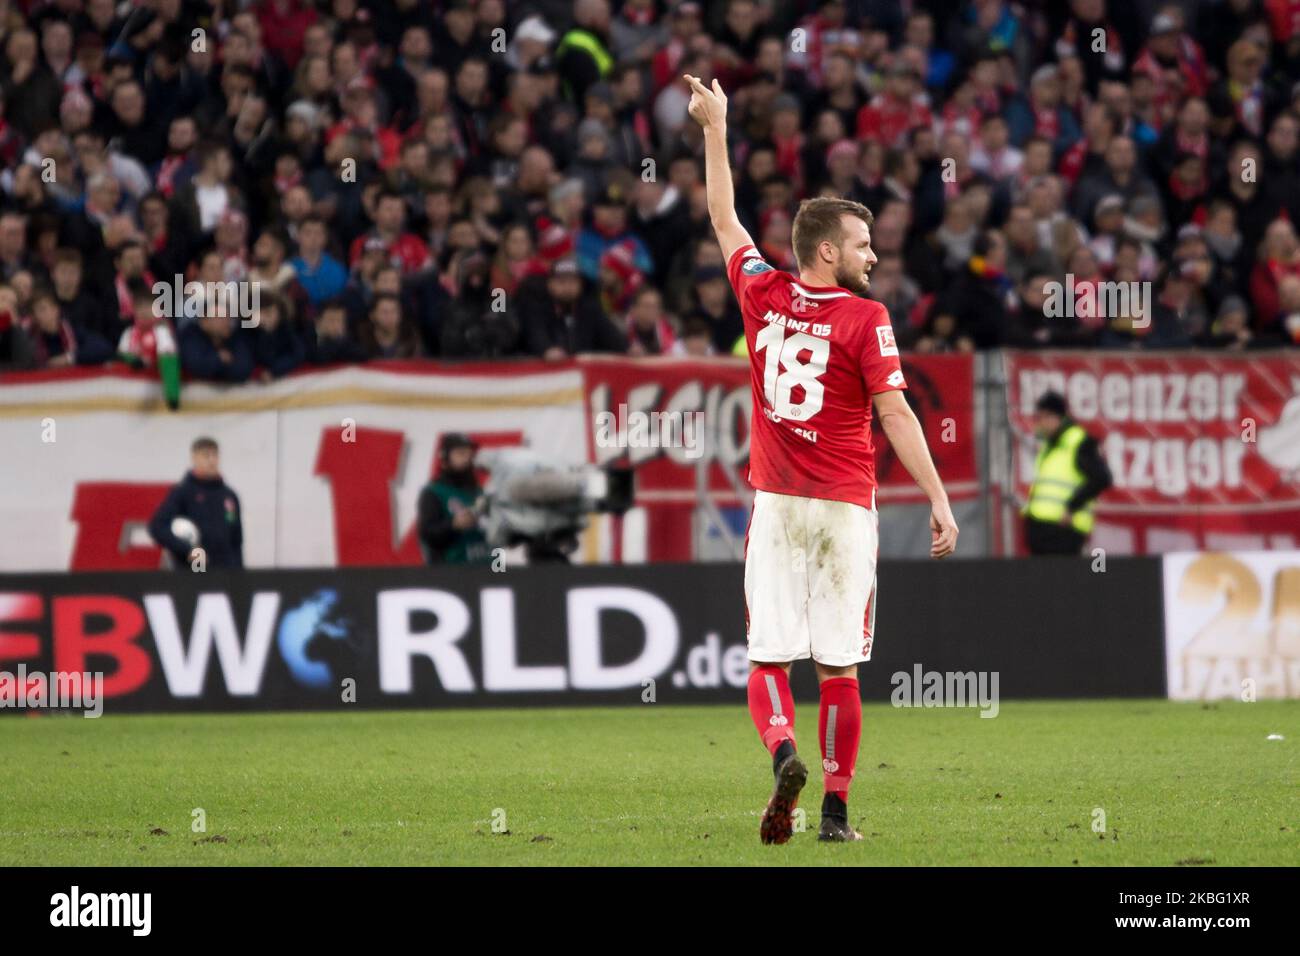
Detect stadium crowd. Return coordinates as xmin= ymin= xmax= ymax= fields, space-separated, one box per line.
xmin=2 ymin=0 xmax=1300 ymax=388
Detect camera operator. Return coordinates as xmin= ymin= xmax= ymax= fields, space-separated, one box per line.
xmin=417 ymin=433 xmax=492 ymax=564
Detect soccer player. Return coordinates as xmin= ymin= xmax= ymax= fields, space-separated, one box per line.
xmin=683 ymin=75 xmax=960 ymax=844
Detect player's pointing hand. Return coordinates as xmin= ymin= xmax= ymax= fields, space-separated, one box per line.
xmin=684 ymin=74 xmax=728 ymax=130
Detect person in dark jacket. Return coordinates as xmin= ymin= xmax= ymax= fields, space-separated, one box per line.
xmin=181 ymin=312 xmax=256 ymax=382
xmin=440 ymin=252 xmax=520 ymax=358
xmin=306 ymin=300 xmax=366 ymax=364
xmin=0 ymin=290 xmax=34 ymax=370
xmin=148 ymin=436 xmax=244 ymax=570
xmin=940 ymin=231 xmax=1013 ymax=349
xmin=1022 ymin=392 xmax=1113 ymax=555
xmin=246 ymin=293 xmax=305 ymax=379
xmin=519 ymin=257 xmax=626 ymax=358
xmin=417 ymin=433 xmax=492 ymax=564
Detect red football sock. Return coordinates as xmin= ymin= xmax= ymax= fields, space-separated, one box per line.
xmin=819 ymin=677 xmax=861 ymax=800
xmin=747 ymin=666 xmax=796 ymax=755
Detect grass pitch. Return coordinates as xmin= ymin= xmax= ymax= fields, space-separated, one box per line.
xmin=0 ymin=700 xmax=1295 ymax=866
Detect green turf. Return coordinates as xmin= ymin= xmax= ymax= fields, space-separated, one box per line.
xmin=0 ymin=700 xmax=1295 ymax=865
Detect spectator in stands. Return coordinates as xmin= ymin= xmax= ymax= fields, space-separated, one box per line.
xmin=7 ymin=271 xmax=34 ymax=319
xmin=138 ymin=192 xmax=194 ymax=283
xmin=49 ymin=249 xmax=110 ymax=361
xmin=519 ymin=257 xmax=626 ymax=358
xmin=359 ymin=292 xmax=422 ymax=359
xmin=248 ymin=229 xmax=309 ymax=320
xmin=290 ymin=216 xmax=348 ymax=308
xmin=858 ymin=60 xmax=932 ymax=149
xmin=1005 ymin=64 xmax=1082 ymax=157
xmin=22 ymin=289 xmax=76 ymax=369
xmin=1249 ymin=218 xmax=1300 ymax=335
xmin=148 ymin=436 xmax=244 ymax=571
xmin=215 ymin=209 xmax=255 ymax=283
xmin=1274 ymin=274 xmax=1300 ymax=346
xmin=598 ymin=239 xmax=648 ymax=317
xmin=118 ymin=286 xmax=181 ymax=409
xmin=694 ymin=265 xmax=742 ymax=353
xmin=1224 ymin=139 xmax=1273 ymax=257
xmin=106 ymin=240 xmax=152 ymax=336
xmin=489 ymin=222 xmax=547 ymax=298
xmin=1 ymin=28 xmax=60 ymax=139
xmin=671 ymin=314 xmax=716 ymax=357
xmin=940 ymin=231 xmax=1014 ymax=349
xmin=0 ymin=285 xmax=34 ymax=371
xmin=1074 ymin=136 xmax=1160 ymax=227
xmin=970 ymin=114 xmax=1024 ymax=187
xmin=625 ymin=286 xmax=675 ymax=356
xmin=1202 ymin=199 xmax=1247 ymax=294
xmin=1116 ymin=266 xmax=1196 ymax=348
xmin=1198 ymin=295 xmax=1255 ymax=349
xmin=1085 ymin=195 xmax=1126 ymax=271
xmin=441 ymin=252 xmax=519 ymax=358
xmin=181 ymin=310 xmax=255 ymax=383
xmin=174 ymin=142 xmax=239 ymax=236
xmin=154 ymin=116 xmax=199 ymax=201
xmin=460 ymin=176 xmax=509 ymax=250
xmin=0 ymin=212 xmax=31 ymax=281
xmin=1008 ymin=274 xmax=1056 ymax=347
xmin=577 ymin=181 xmax=653 ymax=281
xmin=1023 ymin=391 xmax=1113 ymax=556
xmin=248 ymin=293 xmax=306 ymax=380
xmin=914 ymin=303 xmax=974 ymax=354
xmin=306 ymin=301 xmax=365 ymax=366
xmin=349 ymin=189 xmax=433 ymax=276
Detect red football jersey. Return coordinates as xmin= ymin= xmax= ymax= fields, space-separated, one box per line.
xmin=726 ymin=243 xmax=906 ymax=510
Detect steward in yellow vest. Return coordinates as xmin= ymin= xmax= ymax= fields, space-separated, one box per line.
xmin=1023 ymin=391 xmax=1113 ymax=555
xmin=555 ymin=12 xmax=614 ymax=104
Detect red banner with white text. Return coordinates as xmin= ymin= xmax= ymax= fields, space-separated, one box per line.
xmin=1005 ymin=351 xmax=1300 ymax=554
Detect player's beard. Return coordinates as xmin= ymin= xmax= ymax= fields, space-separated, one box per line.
xmin=835 ymin=261 xmax=871 ymax=297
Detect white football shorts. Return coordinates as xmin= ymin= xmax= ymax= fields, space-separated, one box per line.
xmin=744 ymin=489 xmax=879 ymax=667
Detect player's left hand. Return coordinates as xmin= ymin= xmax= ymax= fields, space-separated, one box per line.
xmin=929 ymin=503 xmax=959 ymax=559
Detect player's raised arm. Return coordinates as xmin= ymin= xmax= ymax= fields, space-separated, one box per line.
xmin=872 ymin=388 xmax=959 ymax=558
xmin=683 ymin=75 xmax=754 ymax=263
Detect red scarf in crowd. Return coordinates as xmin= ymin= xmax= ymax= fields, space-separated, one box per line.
xmin=1168 ymin=170 xmax=1207 ymax=201
xmin=115 ymin=270 xmax=156 ymax=320
xmin=155 ymin=153 xmax=187 ymax=198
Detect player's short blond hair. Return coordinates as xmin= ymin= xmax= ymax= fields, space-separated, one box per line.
xmin=791 ymin=197 xmax=875 ymax=271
